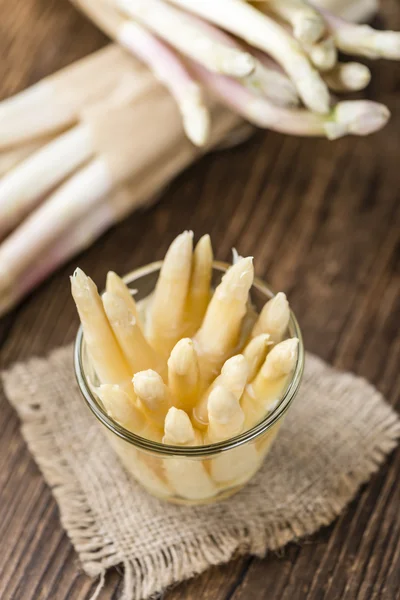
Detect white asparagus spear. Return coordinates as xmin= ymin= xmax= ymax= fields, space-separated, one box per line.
xmin=133 ymin=369 xmax=173 ymax=426
xmin=259 ymin=0 xmax=326 ymax=44
xmin=321 ymin=9 xmax=400 ymax=59
xmin=75 ymin=0 xmax=210 ymax=146
xmin=206 ymin=386 xmax=245 ymax=443
xmin=193 ymin=354 xmax=249 ymax=427
xmin=0 ymin=125 xmax=93 ymax=238
xmin=167 ymin=338 xmax=200 ymax=412
xmin=100 ymin=387 xmax=170 ymax=496
xmin=173 ymin=8 xmax=299 ymax=107
xmin=251 ymin=292 xmax=290 ymax=342
xmin=194 ymin=257 xmax=254 ymax=383
xmin=115 ymin=0 xmax=255 ymax=77
xmin=168 ymin=0 xmax=331 ymax=114
xmin=102 ymin=292 xmax=163 ymax=375
xmin=0 ymin=159 xmax=113 ymax=288
xmin=71 ymin=268 xmax=133 ymax=386
xmin=162 ymin=407 xmax=216 ymax=500
xmin=323 ymin=62 xmax=371 ymax=92
xmin=185 ymin=233 xmax=213 ymax=336
xmin=242 ymin=338 xmax=299 ymax=430
xmin=205 ymin=386 xmax=260 ymax=486
xmin=98 ymin=383 xmax=161 ymax=440
xmin=191 ymin=62 xmax=390 ymax=139
xmin=106 ymin=271 xmax=139 ymax=322
xmin=242 ymin=334 xmax=271 ymax=381
xmin=304 ymin=36 xmax=337 ymax=71
xmin=147 ymin=231 xmax=193 ymax=356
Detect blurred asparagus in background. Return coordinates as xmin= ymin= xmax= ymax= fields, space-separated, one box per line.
xmin=0 ymin=0 xmax=398 ymax=316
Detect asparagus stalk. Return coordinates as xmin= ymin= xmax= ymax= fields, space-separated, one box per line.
xmin=98 ymin=383 xmax=160 ymax=440
xmin=168 ymin=0 xmax=331 ymax=113
xmin=163 ymin=407 xmax=217 ymax=500
xmin=106 ymin=271 xmax=139 ymax=322
xmin=304 ymin=36 xmax=337 ymax=71
xmin=115 ymin=0 xmax=255 ymax=77
xmin=192 ymin=62 xmax=390 ymax=139
xmin=194 ymin=257 xmax=254 ymax=383
xmin=193 ymin=354 xmax=249 ymax=427
xmin=74 ymin=0 xmax=210 ymax=146
xmin=184 ymin=233 xmax=213 ymax=336
xmin=70 ymin=268 xmax=133 ymax=386
xmin=259 ymin=0 xmax=326 ymax=44
xmin=320 ymin=8 xmax=400 ymax=59
xmin=0 ymin=125 xmax=93 ymax=239
xmin=205 ymin=384 xmax=260 ymax=486
xmin=251 ymin=292 xmax=290 ymax=342
xmin=242 ymin=338 xmax=299 ymax=429
xmin=242 ymin=334 xmax=271 ymax=381
xmin=147 ymin=231 xmax=193 ymax=356
xmin=102 ymin=292 xmax=163 ymax=375
xmin=323 ymin=61 xmax=371 ymax=92
xmin=206 ymin=386 xmax=245 ymax=443
xmin=167 ymin=338 xmax=200 ymax=412
xmin=133 ymin=369 xmax=173 ymax=426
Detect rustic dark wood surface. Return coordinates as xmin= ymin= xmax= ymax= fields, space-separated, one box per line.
xmin=0 ymin=1 xmax=399 ymax=599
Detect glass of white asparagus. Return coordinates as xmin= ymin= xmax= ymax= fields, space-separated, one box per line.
xmin=73 ymin=232 xmax=304 ymax=504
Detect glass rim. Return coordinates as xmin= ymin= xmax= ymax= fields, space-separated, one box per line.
xmin=74 ymin=260 xmax=305 ymax=458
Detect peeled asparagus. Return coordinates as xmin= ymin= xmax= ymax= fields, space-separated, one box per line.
xmin=206 ymin=386 xmax=245 ymax=443
xmin=242 ymin=338 xmax=299 ymax=429
xmin=147 ymin=231 xmax=193 ymax=356
xmin=261 ymin=0 xmax=326 ymax=44
xmin=167 ymin=338 xmax=200 ymax=412
xmin=251 ymin=292 xmax=290 ymax=342
xmin=98 ymin=383 xmax=161 ymax=441
xmin=193 ymin=354 xmax=249 ymax=427
xmin=184 ymin=234 xmax=213 ymax=336
xmin=162 ymin=407 xmax=216 ymax=500
xmin=194 ymin=256 xmax=254 ymax=382
xmin=106 ymin=271 xmax=139 ymax=321
xmin=70 ymin=268 xmax=132 ymax=386
xmin=103 ymin=292 xmax=163 ymax=374
xmin=133 ymin=369 xmax=173 ymax=426
xmin=242 ymin=334 xmax=271 ymax=381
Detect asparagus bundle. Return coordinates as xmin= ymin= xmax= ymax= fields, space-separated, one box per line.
xmin=71 ymin=232 xmax=299 ymax=497
xmin=1 ymin=0 xmax=398 ymax=316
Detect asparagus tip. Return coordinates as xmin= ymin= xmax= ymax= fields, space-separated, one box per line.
xmin=223 ymin=51 xmax=255 ymax=78
xmin=326 ymin=101 xmax=390 ymax=140
xmin=294 ymin=16 xmax=325 ymax=45
xmin=375 ymin=31 xmax=400 ymax=60
xmin=164 ymin=406 xmax=194 ymax=445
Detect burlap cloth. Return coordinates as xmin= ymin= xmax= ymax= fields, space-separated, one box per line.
xmin=2 ymin=345 xmax=399 ymax=600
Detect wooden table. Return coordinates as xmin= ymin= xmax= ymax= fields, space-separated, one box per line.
xmin=1 ymin=2 xmax=399 ymax=598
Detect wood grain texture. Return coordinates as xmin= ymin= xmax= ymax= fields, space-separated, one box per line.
xmin=0 ymin=1 xmax=399 ymax=599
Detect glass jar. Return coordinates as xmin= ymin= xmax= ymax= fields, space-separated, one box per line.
xmin=74 ymin=261 xmax=304 ymax=505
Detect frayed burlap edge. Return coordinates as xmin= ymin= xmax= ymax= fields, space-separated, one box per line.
xmin=2 ymin=350 xmax=400 ymax=600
